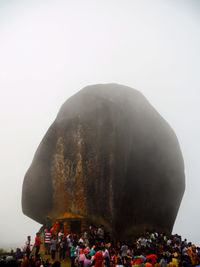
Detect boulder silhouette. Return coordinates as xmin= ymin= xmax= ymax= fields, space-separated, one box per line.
xmin=22 ymin=84 xmax=185 ymax=239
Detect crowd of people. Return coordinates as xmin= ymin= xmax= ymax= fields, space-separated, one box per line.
xmin=1 ymin=222 xmax=200 ymax=267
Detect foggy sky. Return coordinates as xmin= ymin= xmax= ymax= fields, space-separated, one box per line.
xmin=0 ymin=0 xmax=199 ymax=248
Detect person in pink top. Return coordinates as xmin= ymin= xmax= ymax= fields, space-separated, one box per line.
xmin=84 ymin=255 xmax=92 ymax=267
xmin=79 ymin=253 xmax=86 ymax=267
xmin=80 ymin=245 xmax=88 ymax=255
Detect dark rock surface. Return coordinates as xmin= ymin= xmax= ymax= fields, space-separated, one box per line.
xmin=22 ymin=84 xmax=185 ymax=239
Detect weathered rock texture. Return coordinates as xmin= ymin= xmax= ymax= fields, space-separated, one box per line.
xmin=22 ymin=84 xmax=185 ymax=239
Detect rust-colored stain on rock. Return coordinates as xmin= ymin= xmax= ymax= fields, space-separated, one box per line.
xmin=51 ymin=130 xmax=86 ymax=220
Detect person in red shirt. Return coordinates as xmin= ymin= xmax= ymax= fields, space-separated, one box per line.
xmin=146 ymin=254 xmax=157 ymax=267
xmin=94 ymin=248 xmax=104 ymax=267
xmin=132 ymin=256 xmax=143 ymax=267
xmin=34 ymin=233 xmax=41 ymax=258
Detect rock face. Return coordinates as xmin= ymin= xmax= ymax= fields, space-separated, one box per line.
xmin=22 ymin=84 xmax=185 ymax=240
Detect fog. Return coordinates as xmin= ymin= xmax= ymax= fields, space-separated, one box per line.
xmin=0 ymin=0 xmax=199 ymax=248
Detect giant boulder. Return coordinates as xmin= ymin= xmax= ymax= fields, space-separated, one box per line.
xmin=22 ymin=84 xmax=185 ymax=239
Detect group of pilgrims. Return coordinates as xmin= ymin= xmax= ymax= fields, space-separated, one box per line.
xmin=29 ymin=221 xmax=200 ymax=267
xmin=1 ymin=222 xmax=200 ymax=267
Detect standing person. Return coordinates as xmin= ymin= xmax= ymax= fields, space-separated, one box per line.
xmin=44 ymin=229 xmax=52 ymax=255
xmin=58 ymin=230 xmax=64 ymax=243
xmin=159 ymin=255 xmax=167 ymax=267
xmin=146 ymin=254 xmax=157 ymax=267
xmin=132 ymin=251 xmax=144 ymax=267
xmin=121 ymin=243 xmax=128 ymax=265
xmin=35 ymin=233 xmax=41 ymax=258
xmin=78 ymin=252 xmax=86 ymax=267
xmin=51 ymin=235 xmax=58 ymax=261
xmin=138 ymin=237 xmax=147 ymax=249
xmin=68 ymin=234 xmax=73 ymax=257
xmin=97 ymin=226 xmax=104 ymax=242
xmin=110 ymin=252 xmax=117 ymax=267
xmin=59 ymin=236 xmax=67 ymax=261
xmin=25 ymin=236 xmax=31 ymax=259
xmin=71 ymin=243 xmax=76 ymax=267
xmin=93 ymin=248 xmax=103 ymax=267
xmin=102 ymin=247 xmax=110 ymax=267
xmin=84 ymin=255 xmax=92 ymax=267
xmin=190 ymin=245 xmax=199 ymax=266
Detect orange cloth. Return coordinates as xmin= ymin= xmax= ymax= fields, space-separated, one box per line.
xmin=187 ymin=247 xmax=192 ymax=257
xmin=167 ymin=262 xmax=175 ymax=267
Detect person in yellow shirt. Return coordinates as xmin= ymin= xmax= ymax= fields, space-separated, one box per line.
xmin=171 ymin=258 xmax=178 ymax=267
xmin=190 ymin=245 xmax=199 ymax=266
xmin=171 ymin=252 xmax=179 ymax=267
